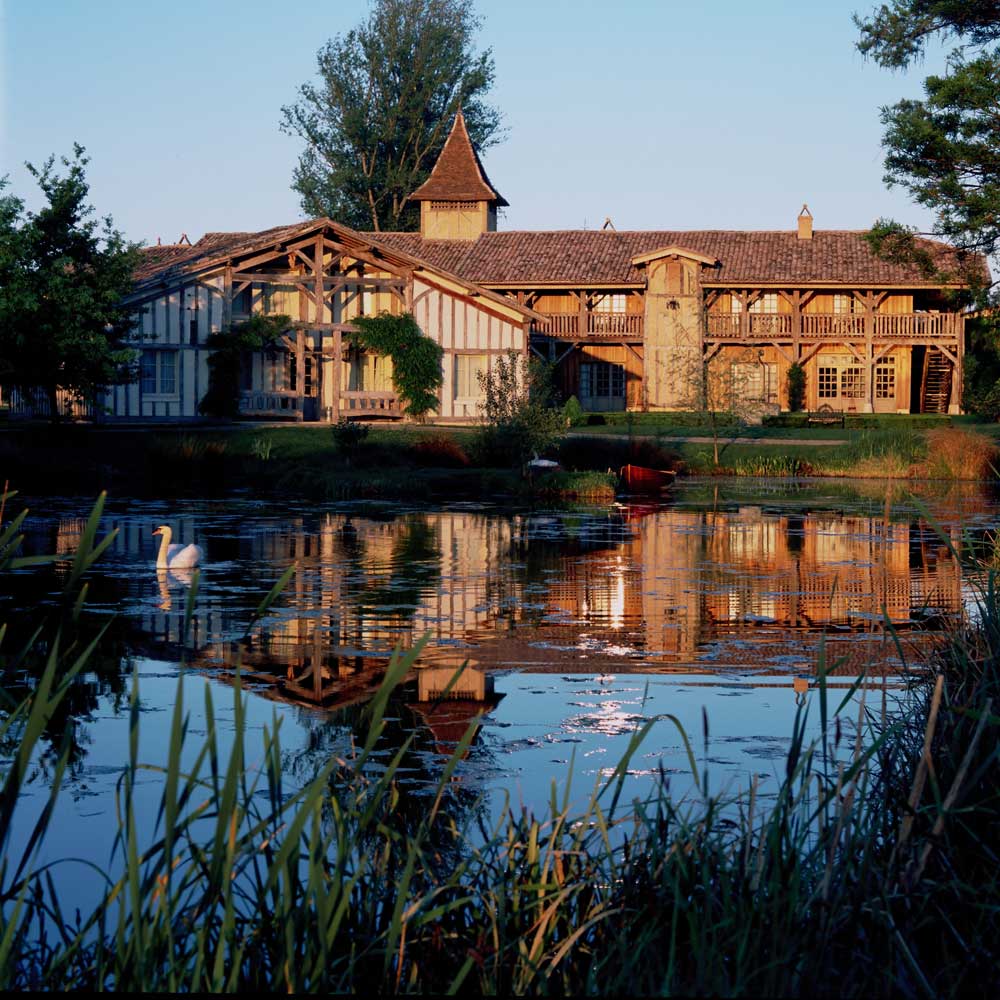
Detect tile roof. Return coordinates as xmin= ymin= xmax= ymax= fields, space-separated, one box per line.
xmin=131 ymin=219 xmax=540 ymax=320
xmin=408 ymin=110 xmax=508 ymax=206
xmin=135 ymin=222 xmax=978 ymax=297
xmin=369 ymin=229 xmax=975 ymax=287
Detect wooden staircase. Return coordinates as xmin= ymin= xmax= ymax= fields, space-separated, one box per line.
xmin=920 ymin=348 xmax=953 ymax=413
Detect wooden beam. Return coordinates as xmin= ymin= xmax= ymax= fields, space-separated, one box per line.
xmin=320 ymin=237 xmax=408 ymax=278
xmin=621 ymin=341 xmax=642 ymax=362
xmin=770 ymin=342 xmax=794 ymax=364
xmin=933 ymin=343 xmax=958 ymax=365
xmin=230 ymin=246 xmax=289 ymax=272
xmin=799 ymin=342 xmax=827 ymax=366
xmin=553 ymin=341 xmax=580 ymax=366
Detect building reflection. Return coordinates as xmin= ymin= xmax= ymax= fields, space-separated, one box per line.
xmin=36 ymin=500 xmax=970 ymax=745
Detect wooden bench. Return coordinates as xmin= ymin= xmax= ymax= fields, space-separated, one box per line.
xmin=807 ymin=406 xmax=845 ymax=428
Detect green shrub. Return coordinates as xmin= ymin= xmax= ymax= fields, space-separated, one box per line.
xmin=562 ymin=395 xmax=585 ymax=427
xmin=331 ymin=418 xmax=369 ymax=458
xmin=786 ymin=363 xmax=806 ymax=412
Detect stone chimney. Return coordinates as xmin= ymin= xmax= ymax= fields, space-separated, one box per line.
xmin=798 ymin=204 xmax=813 ymax=240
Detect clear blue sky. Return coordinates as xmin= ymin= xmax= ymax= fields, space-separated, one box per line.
xmin=1 ymin=0 xmax=948 ymax=246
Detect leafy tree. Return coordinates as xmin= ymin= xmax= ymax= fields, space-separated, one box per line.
xmin=199 ymin=314 xmax=291 ymax=418
xmin=0 ymin=147 xmax=139 ymax=420
xmin=281 ymin=0 xmax=502 ymax=232
xmin=856 ymin=1 xmax=1000 ymax=299
xmin=473 ymin=352 xmax=564 ymax=466
xmin=349 ymin=312 xmax=444 ymax=417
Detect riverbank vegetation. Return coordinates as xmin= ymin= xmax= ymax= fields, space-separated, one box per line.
xmin=1 ymin=495 xmax=999 ymax=994
xmin=0 ymin=414 xmax=997 ymax=503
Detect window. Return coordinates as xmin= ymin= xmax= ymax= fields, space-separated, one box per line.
xmin=817 ymin=354 xmax=867 ymax=403
xmin=454 ymin=354 xmax=487 ymax=399
xmin=232 ymin=286 xmax=252 ymax=317
xmin=749 ymin=293 xmax=779 ymax=314
xmin=580 ymin=362 xmax=625 ymax=398
xmin=287 ymin=353 xmax=316 ymax=395
xmin=841 ymin=367 xmax=865 ymax=398
xmin=832 ymin=294 xmax=860 ymax=314
xmin=140 ymin=349 xmax=177 ymax=396
xmin=731 ymin=362 xmax=778 ymax=404
xmin=348 ymin=352 xmax=394 ymax=392
xmin=818 ymin=366 xmax=838 ymax=399
xmin=594 ymin=294 xmax=626 ymax=314
xmin=875 ymin=356 xmax=896 ymax=399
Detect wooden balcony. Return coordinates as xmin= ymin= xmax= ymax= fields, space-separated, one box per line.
xmin=705 ymin=311 xmax=963 ymax=341
xmin=538 ymin=313 xmax=644 ymax=339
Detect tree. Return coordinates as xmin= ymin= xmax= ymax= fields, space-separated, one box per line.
xmin=673 ymin=350 xmax=763 ymax=468
xmin=856 ymin=2 xmax=1000 ymax=300
xmin=199 ymin=314 xmax=291 ymax=419
xmin=787 ymin=363 xmax=806 ymax=412
xmin=473 ymin=352 xmax=565 ymax=466
xmin=281 ymin=0 xmax=502 ymax=232
xmin=0 ymin=146 xmax=139 ymax=420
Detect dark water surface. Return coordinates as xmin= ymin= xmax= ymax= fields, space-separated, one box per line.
xmin=3 ymin=478 xmax=997 ymax=887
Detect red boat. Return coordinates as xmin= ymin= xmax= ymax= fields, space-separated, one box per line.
xmin=619 ymin=464 xmax=676 ymax=494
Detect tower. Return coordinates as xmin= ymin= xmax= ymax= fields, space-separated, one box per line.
xmin=408 ymin=110 xmax=507 ymax=240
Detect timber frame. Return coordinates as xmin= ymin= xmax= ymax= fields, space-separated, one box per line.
xmin=110 ymin=219 xmax=538 ymax=423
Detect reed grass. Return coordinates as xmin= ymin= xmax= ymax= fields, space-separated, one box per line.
xmin=1 ymin=493 xmax=999 ymax=994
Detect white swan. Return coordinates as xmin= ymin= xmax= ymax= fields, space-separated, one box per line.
xmin=152 ymin=525 xmax=203 ymax=570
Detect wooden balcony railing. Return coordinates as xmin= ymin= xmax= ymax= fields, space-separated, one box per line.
xmin=538 ymin=313 xmax=644 ymax=338
xmin=704 ymin=311 xmax=962 ymax=341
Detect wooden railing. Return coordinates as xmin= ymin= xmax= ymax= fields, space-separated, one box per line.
xmin=4 ymin=388 xmax=98 ymax=421
xmin=539 ymin=313 xmax=644 ymax=338
xmin=340 ymin=391 xmax=402 ymax=417
xmin=705 ymin=312 xmax=962 ymax=341
xmin=238 ymin=391 xmax=305 ymax=419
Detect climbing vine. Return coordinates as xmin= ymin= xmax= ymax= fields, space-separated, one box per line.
xmin=199 ymin=314 xmax=291 ymax=418
xmin=348 ymin=312 xmax=443 ymax=418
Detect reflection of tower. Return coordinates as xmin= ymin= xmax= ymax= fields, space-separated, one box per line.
xmin=410 ymin=664 xmax=504 ymax=758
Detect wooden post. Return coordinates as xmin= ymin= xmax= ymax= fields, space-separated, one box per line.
xmin=222 ymin=264 xmax=233 ymax=329
xmin=864 ymin=291 xmax=875 ymax=413
xmin=792 ymin=290 xmax=801 ymax=359
xmin=739 ymin=292 xmax=750 ymax=339
xmin=332 ymin=331 xmax=342 ymax=421
xmin=314 ymin=236 xmax=326 ymax=420
xmin=579 ymin=291 xmax=588 ymax=338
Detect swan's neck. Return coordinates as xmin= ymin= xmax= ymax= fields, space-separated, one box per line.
xmin=156 ymin=529 xmax=172 ymax=568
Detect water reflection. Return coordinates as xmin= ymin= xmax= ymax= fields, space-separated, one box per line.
xmin=3 ymin=482 xmax=996 ymax=868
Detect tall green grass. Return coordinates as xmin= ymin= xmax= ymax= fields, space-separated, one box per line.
xmin=1 ymin=493 xmax=999 ymax=994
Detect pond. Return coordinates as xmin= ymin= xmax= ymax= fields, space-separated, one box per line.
xmin=2 ymin=478 xmax=996 ymax=891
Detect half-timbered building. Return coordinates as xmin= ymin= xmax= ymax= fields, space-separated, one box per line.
xmin=114 ymin=216 xmax=535 ymax=421
xmin=375 ymin=112 xmax=973 ymax=417
xmin=103 ymin=110 xmax=973 ymax=422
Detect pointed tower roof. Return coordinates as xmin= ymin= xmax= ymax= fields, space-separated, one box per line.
xmin=409 ymin=109 xmax=508 ymax=206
